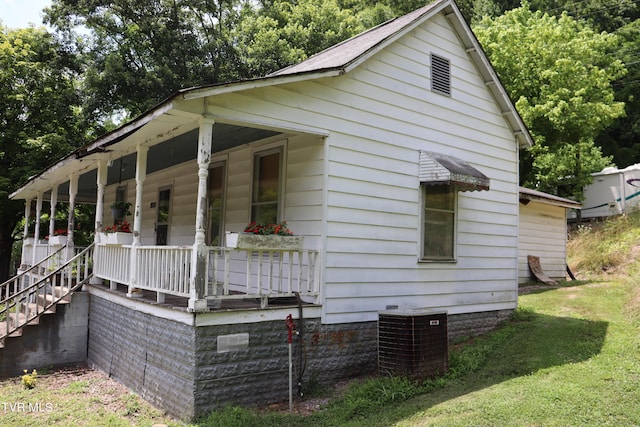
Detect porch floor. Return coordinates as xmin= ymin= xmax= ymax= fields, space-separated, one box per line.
xmin=87 ymin=281 xmax=310 ymax=312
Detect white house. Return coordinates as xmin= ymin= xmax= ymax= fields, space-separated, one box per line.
xmin=4 ymin=0 xmax=533 ymax=419
xmin=518 ymin=187 xmax=581 ymax=284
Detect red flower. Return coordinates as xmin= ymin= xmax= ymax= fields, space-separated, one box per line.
xmin=243 ymin=221 xmax=294 ymax=236
xmin=103 ymin=221 xmax=132 ymax=233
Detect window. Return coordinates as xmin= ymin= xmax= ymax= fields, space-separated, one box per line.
xmin=431 ymin=54 xmax=451 ymax=96
xmin=206 ymin=162 xmax=226 ymax=246
xmin=422 ymin=184 xmax=456 ymax=260
xmin=251 ymin=149 xmax=281 ymax=224
xmin=156 ymin=187 xmax=171 ymax=245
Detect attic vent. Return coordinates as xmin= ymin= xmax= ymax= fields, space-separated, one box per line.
xmin=431 ymin=54 xmax=451 ymax=96
xmin=378 ymin=309 xmax=448 ymax=380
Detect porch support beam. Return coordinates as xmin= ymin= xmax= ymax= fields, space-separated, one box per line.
xmin=21 ymin=198 xmax=32 ymax=267
xmin=66 ymin=174 xmax=78 ymax=262
xmin=189 ymin=118 xmax=214 ymax=312
xmin=127 ymin=145 xmax=148 ymax=298
xmin=32 ymin=193 xmax=43 ymax=266
xmin=95 ymin=161 xmax=108 ymax=242
xmin=92 ymin=161 xmax=107 ymax=286
xmin=48 ymin=185 xmax=58 ymax=240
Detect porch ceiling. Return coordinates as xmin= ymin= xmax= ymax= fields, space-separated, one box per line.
xmin=14 ymin=121 xmax=280 ymax=203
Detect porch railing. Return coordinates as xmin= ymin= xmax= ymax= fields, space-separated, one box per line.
xmin=92 ymin=244 xmax=321 ymax=305
xmin=1 ymin=244 xmax=94 ymax=342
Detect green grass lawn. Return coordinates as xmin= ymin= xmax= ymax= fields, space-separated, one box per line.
xmin=199 ymin=279 xmax=640 ymax=426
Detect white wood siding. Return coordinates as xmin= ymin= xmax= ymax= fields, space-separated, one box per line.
xmin=104 ymin=134 xmax=325 ymax=249
xmin=518 ymin=202 xmax=568 ymax=283
xmin=203 ymin=12 xmax=520 ymax=323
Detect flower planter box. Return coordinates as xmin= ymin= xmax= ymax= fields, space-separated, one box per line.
xmin=48 ymin=235 xmax=67 ymax=245
xmin=23 ymin=237 xmax=35 ymax=246
xmin=226 ymin=232 xmax=303 ymax=251
xmin=100 ymin=232 xmax=133 ymax=245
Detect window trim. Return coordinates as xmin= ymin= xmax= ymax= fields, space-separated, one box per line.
xmin=419 ymin=183 xmax=458 ymax=263
xmin=206 ymin=159 xmax=227 ymax=246
xmin=250 ymin=144 xmax=285 ymax=224
xmin=156 ymin=184 xmax=173 ymax=246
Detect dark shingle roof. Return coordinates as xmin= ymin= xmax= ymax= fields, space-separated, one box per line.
xmin=268 ymin=1 xmax=443 ymax=77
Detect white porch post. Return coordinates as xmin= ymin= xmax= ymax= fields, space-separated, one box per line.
xmin=21 ymin=198 xmax=32 ymax=267
xmin=189 ymin=119 xmax=214 ymax=312
xmin=127 ymin=145 xmax=148 ymax=298
xmin=66 ymin=174 xmax=78 ymax=262
xmin=32 ymin=193 xmax=43 ymax=266
xmin=48 ymin=185 xmax=58 ymax=241
xmin=92 ymin=161 xmax=108 ymax=286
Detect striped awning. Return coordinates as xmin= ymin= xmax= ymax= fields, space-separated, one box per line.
xmin=419 ymin=151 xmax=490 ymax=192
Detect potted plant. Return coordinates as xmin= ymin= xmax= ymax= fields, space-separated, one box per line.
xmin=110 ymin=201 xmax=132 ymax=221
xmin=48 ymin=228 xmax=68 ymax=245
xmin=100 ymin=220 xmax=133 ymax=245
xmin=226 ymin=221 xmax=303 ymax=250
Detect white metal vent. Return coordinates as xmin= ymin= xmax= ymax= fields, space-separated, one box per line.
xmin=431 ymin=54 xmax=451 ymax=96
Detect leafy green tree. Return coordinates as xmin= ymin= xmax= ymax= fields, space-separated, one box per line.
xmin=235 ymin=0 xmax=364 ymax=76
xmin=529 ymin=0 xmax=639 ymax=33
xmin=596 ymin=19 xmax=640 ymax=169
xmin=0 ymin=25 xmax=85 ymax=280
xmin=474 ymin=5 xmax=626 ymax=200
xmin=45 ymin=0 xmax=248 ymax=122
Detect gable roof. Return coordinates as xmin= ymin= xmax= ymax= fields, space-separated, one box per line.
xmin=11 ymin=0 xmax=532 ymax=200
xmin=267 ymin=2 xmax=443 ymax=77
xmin=183 ymin=0 xmax=532 ymax=147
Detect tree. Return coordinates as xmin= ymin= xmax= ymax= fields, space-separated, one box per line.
xmin=235 ymin=0 xmax=364 ymax=77
xmin=474 ymin=4 xmax=626 ymax=200
xmin=45 ymin=0 xmax=248 ymax=122
xmin=596 ymin=19 xmax=640 ymax=169
xmin=0 ymin=25 xmax=85 ymax=280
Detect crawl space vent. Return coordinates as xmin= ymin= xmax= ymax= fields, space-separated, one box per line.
xmin=378 ymin=309 xmax=448 ymax=380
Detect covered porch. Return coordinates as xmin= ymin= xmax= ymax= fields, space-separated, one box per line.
xmin=12 ymin=100 xmax=326 ymax=312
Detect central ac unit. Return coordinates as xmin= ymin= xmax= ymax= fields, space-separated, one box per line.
xmin=378 ymin=309 xmax=448 ymax=380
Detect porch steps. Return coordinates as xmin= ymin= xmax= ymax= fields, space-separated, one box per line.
xmin=0 ymin=285 xmax=72 ymax=349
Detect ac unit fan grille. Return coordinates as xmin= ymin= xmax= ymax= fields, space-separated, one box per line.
xmin=378 ymin=311 xmax=448 ymax=380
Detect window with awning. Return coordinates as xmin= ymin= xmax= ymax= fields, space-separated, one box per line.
xmin=419 ymin=151 xmax=490 ymax=261
xmin=419 ymin=150 xmax=490 ymax=192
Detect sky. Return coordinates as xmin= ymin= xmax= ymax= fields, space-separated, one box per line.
xmin=0 ymin=0 xmax=52 ymax=29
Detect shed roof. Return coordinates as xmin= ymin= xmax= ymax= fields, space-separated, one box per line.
xmin=519 ymin=187 xmax=581 ymax=209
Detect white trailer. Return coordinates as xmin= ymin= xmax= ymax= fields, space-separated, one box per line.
xmin=574 ymin=164 xmax=640 ymax=219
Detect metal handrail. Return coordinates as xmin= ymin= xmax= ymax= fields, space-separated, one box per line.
xmin=0 ymin=243 xmax=94 ymax=342
xmin=0 ymin=244 xmax=68 ymax=300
